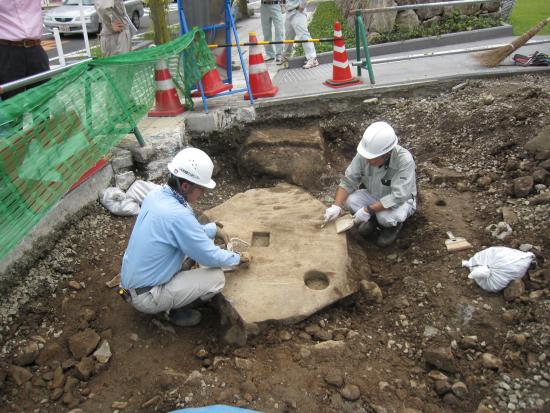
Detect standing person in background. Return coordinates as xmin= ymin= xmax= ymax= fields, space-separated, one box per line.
xmin=278 ymin=0 xmax=318 ymax=69
xmin=260 ymin=0 xmax=285 ymax=64
xmin=94 ymin=0 xmax=131 ymax=56
xmin=0 ymin=0 xmax=50 ymax=100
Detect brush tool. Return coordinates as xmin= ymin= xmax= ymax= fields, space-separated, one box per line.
xmin=445 ymin=231 xmax=473 ymax=252
xmin=475 ymin=17 xmax=550 ymax=67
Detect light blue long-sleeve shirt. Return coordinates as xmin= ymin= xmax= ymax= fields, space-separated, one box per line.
xmin=339 ymin=145 xmax=417 ymax=209
xmin=121 ymin=186 xmax=240 ymax=289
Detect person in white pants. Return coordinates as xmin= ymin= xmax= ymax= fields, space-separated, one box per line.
xmin=260 ymin=0 xmax=285 ymax=63
xmin=120 ymin=148 xmax=250 ymax=327
xmin=323 ymin=121 xmax=417 ymax=247
xmin=278 ymin=0 xmax=319 ymax=69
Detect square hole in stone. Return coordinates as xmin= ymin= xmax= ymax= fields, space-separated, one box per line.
xmin=251 ymin=231 xmax=270 ymax=247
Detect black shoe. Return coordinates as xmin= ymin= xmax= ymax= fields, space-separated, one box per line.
xmin=357 ymin=220 xmax=376 ymax=237
xmin=168 ymin=308 xmax=202 ymax=327
xmin=376 ymin=223 xmax=403 ymax=248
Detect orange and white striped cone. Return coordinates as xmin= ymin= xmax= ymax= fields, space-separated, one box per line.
xmin=323 ymin=21 xmax=363 ymax=89
xmin=213 ymin=47 xmax=228 ymax=70
xmin=244 ymin=32 xmax=278 ymax=100
xmin=148 ymin=60 xmax=185 ymax=117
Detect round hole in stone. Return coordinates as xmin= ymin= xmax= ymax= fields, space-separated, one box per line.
xmin=304 ymin=270 xmax=329 ymax=290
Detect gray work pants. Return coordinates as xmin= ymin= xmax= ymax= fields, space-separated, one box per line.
xmin=260 ymin=3 xmax=284 ymax=59
xmin=283 ymin=10 xmax=316 ymax=61
xmin=345 ymin=189 xmax=416 ymax=227
xmin=129 ymin=267 xmax=225 ymax=314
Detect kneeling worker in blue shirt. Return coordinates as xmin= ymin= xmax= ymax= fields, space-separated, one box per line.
xmin=120 ymin=147 xmax=249 ymax=327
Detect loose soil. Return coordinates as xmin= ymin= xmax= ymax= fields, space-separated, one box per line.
xmin=1 ymin=74 xmax=549 ymax=413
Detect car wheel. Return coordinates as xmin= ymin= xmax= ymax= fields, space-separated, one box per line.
xmin=131 ymin=11 xmax=140 ymax=29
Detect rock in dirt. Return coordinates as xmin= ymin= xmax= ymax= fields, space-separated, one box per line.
xmin=9 ymin=365 xmax=32 ymax=386
xmin=79 ymin=307 xmax=96 ymax=322
xmin=359 ymin=280 xmax=383 ymax=303
xmin=434 ymin=380 xmax=451 ymax=396
xmin=481 ymin=353 xmax=502 ymax=369
xmin=500 ymin=206 xmax=519 ymax=225
xmin=184 ymin=370 xmax=203 ymax=386
xmin=74 ymin=357 xmax=95 ymax=380
xmin=513 ymin=176 xmax=534 ymax=198
xmin=424 ymin=346 xmax=457 ymax=373
xmin=476 ymin=402 xmax=496 ymax=413
xmin=93 ymin=340 xmax=112 ymax=364
xmin=13 ymin=341 xmax=39 ymax=366
xmin=340 ymin=383 xmax=361 ymax=401
xmin=533 ymin=168 xmax=549 ymax=184
xmin=503 ymin=279 xmax=525 ymax=301
xmin=35 ymin=342 xmax=63 ymax=366
xmin=525 ymin=125 xmax=550 ymax=155
xmin=50 ymin=387 xmax=63 ymax=401
xmin=50 ymin=366 xmax=65 ymax=389
xmin=68 ymin=280 xmax=82 ymax=290
xmin=324 ymin=371 xmax=344 ymax=387
xmin=309 ymin=340 xmax=346 ymax=358
xmin=69 ymin=329 xmax=100 ymax=360
xmin=451 ymin=381 xmax=468 ymax=398
xmin=428 ymin=370 xmax=449 ymax=381
xmin=112 ymin=401 xmax=128 ymax=409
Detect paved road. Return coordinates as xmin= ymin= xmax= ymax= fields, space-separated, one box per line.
xmin=43 ymin=4 xmax=180 ymax=62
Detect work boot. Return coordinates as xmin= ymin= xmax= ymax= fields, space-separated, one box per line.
xmin=357 ymin=220 xmax=376 ymax=237
xmin=376 ymin=223 xmax=403 ymax=248
xmin=168 ymin=308 xmax=202 ymax=327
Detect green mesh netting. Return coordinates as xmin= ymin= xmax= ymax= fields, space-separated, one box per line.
xmin=0 ymin=28 xmax=215 ymax=263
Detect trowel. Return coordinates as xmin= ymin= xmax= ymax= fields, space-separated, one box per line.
xmin=335 ymin=214 xmax=354 ymax=234
xmin=445 ymin=231 xmax=473 ymax=252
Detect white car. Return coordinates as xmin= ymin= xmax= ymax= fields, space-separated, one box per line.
xmin=43 ymin=0 xmax=144 ymax=35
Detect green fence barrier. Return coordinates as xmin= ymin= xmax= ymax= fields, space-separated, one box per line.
xmin=0 ymin=28 xmax=215 ymax=264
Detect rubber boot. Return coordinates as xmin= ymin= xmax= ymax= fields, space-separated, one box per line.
xmin=357 ymin=220 xmax=376 ymax=237
xmin=168 ymin=308 xmax=202 ymax=327
xmin=377 ymin=223 xmax=404 ymax=248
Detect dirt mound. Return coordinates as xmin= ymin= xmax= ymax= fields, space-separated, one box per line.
xmin=1 ymin=74 xmax=549 ymax=413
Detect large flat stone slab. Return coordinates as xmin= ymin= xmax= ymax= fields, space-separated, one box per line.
xmin=239 ymin=126 xmax=326 ymax=189
xmin=204 ymin=184 xmax=355 ymax=342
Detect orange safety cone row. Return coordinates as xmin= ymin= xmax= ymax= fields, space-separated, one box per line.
xmin=148 ymin=60 xmax=186 ymax=117
xmin=244 ymin=32 xmax=278 ymax=100
xmin=323 ymin=21 xmax=363 ymax=89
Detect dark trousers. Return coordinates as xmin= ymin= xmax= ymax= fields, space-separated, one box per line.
xmin=0 ymin=44 xmax=50 ymax=100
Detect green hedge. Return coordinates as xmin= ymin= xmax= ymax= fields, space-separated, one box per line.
xmin=294 ymin=1 xmax=501 ymax=56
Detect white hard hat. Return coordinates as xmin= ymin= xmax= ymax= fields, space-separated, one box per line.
xmin=357 ymin=121 xmax=398 ymax=159
xmin=167 ymin=147 xmax=216 ymax=189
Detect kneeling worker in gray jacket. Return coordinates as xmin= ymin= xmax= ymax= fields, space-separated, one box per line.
xmin=323 ymin=121 xmax=417 ymax=247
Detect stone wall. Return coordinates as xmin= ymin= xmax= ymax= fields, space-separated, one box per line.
xmin=335 ymin=0 xmax=502 ymax=34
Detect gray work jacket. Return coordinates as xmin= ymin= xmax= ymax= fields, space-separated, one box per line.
xmin=339 ymin=145 xmax=417 ymax=209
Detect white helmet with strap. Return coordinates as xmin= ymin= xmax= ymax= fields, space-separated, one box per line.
xmin=357 ymin=121 xmax=398 ymax=159
xmin=167 ymin=147 xmax=216 ymax=189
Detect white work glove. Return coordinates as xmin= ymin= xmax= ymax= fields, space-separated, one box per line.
xmin=353 ymin=207 xmax=371 ymax=224
xmin=324 ymin=204 xmax=342 ymax=223
xmin=280 ymin=3 xmax=286 ymax=13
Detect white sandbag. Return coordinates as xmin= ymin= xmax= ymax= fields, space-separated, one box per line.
xmin=126 ymin=180 xmax=161 ymax=205
xmin=462 ymin=247 xmax=535 ymax=292
xmin=100 ymin=187 xmax=140 ymax=216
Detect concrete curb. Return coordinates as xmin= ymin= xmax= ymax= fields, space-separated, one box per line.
xmin=288 ymin=24 xmax=514 ymax=68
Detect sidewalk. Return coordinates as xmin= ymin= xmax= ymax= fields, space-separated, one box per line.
xmin=191 ymin=1 xmax=550 ymax=112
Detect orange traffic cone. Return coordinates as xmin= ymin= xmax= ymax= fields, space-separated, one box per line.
xmin=323 ymin=21 xmax=362 ymax=89
xmin=148 ymin=60 xmax=186 ymax=117
xmin=213 ymin=47 xmax=228 ymax=69
xmin=191 ymin=66 xmax=233 ymax=98
xmin=244 ymin=32 xmax=278 ymax=100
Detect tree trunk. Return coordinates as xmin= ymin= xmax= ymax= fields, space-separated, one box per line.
xmin=150 ymin=0 xmax=170 ymax=45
